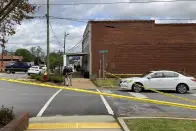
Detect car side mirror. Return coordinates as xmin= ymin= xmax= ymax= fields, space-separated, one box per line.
xmin=147 ymin=77 xmax=151 ymax=80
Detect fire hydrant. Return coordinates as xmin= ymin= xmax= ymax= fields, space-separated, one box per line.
xmin=43 ymin=72 xmax=47 ymax=81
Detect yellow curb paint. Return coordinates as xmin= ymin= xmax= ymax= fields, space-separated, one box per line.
xmin=1 ymin=78 xmax=196 ymax=110
xmin=105 ymin=71 xmax=196 ymax=104
xmin=28 ymin=123 xmax=120 ymax=129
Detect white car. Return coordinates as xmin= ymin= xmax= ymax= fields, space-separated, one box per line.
xmin=120 ymin=70 xmax=196 ymax=94
xmin=28 ymin=66 xmax=44 ymax=75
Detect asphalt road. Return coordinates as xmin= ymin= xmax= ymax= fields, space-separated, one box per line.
xmin=102 ymin=89 xmax=196 ymax=118
xmin=0 ymin=78 xmax=196 ymax=118
xmin=0 ymin=80 xmax=107 ymax=117
xmin=0 ymin=72 xmax=28 ymax=79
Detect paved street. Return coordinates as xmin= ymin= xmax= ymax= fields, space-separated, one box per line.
xmin=0 ymin=72 xmax=29 ymax=79
xmin=102 ymin=89 xmax=196 ymax=118
xmin=0 ymin=79 xmax=196 ymax=118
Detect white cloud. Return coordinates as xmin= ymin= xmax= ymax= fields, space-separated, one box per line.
xmin=5 ymin=0 xmax=196 ymax=52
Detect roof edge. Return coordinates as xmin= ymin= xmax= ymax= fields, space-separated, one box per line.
xmin=88 ymin=20 xmax=196 ymax=25
xmin=88 ymin=20 xmax=155 ymax=23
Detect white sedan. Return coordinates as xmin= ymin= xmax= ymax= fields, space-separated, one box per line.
xmin=28 ymin=66 xmax=44 ymax=75
xmin=120 ymin=70 xmax=196 ymax=94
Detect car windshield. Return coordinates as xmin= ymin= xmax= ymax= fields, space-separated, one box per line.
xmin=7 ymin=62 xmax=14 ymax=66
xmin=31 ymin=66 xmax=39 ymax=69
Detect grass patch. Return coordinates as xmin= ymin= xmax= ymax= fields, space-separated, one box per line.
xmin=125 ymin=118 xmax=196 ymax=131
xmin=92 ymin=78 xmax=119 ymax=88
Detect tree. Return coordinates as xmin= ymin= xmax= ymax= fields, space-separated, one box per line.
xmin=15 ymin=48 xmax=33 ymax=62
xmin=49 ymin=52 xmax=63 ymax=73
xmin=30 ymin=46 xmax=45 ymax=65
xmin=0 ymin=0 xmax=36 ymax=45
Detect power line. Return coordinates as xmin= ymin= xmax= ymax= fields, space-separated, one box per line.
xmin=30 ymin=0 xmax=196 ymax=6
xmin=50 ymin=16 xmax=88 ymax=23
xmin=67 ymin=39 xmax=83 ymax=52
xmin=49 ymin=22 xmax=64 ymax=48
xmin=31 ymin=16 xmax=196 ymax=21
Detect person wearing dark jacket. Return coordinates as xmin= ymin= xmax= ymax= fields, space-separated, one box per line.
xmin=63 ymin=66 xmax=73 ymax=86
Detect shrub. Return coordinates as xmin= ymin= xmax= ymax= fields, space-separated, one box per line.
xmin=30 ymin=74 xmax=63 ymax=83
xmin=0 ymin=106 xmax=15 ymax=126
xmin=49 ymin=75 xmax=63 ymax=83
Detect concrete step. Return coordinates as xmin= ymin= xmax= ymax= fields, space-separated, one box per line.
xmin=26 ymin=115 xmax=122 ymax=131
xmin=28 ymin=129 xmax=122 ymax=131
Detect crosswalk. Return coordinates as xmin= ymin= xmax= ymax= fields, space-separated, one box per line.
xmin=128 ymin=92 xmax=148 ymax=99
xmin=191 ymin=94 xmax=196 ymax=97
xmin=101 ymin=89 xmax=196 ymax=105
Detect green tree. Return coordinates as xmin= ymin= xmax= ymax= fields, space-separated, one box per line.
xmin=0 ymin=0 xmax=36 ymax=43
xmin=30 ymin=46 xmax=45 ymax=65
xmin=49 ymin=52 xmax=63 ymax=73
xmin=15 ymin=48 xmax=33 ymax=62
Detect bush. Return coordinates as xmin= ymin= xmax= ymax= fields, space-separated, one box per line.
xmin=49 ymin=75 xmax=63 ymax=83
xmin=30 ymin=74 xmax=44 ymax=82
xmin=0 ymin=106 xmax=15 ymax=126
xmin=30 ymin=74 xmax=63 ymax=83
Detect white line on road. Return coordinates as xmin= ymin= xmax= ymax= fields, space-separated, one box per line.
xmin=128 ymin=92 xmax=148 ymax=99
xmin=96 ymin=89 xmax=114 ymax=116
xmin=191 ymin=94 xmax=196 ymax=97
xmin=37 ymin=89 xmax=62 ymax=117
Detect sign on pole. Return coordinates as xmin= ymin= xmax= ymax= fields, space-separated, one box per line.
xmin=99 ymin=50 xmax=108 ymax=78
xmin=99 ymin=50 xmax=108 ymax=54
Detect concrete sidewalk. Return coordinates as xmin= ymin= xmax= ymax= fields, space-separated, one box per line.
xmin=71 ymin=78 xmax=96 ymax=89
xmin=26 ymin=115 xmax=122 ymax=131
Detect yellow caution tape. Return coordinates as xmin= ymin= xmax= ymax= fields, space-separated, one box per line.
xmin=0 ymin=78 xmax=196 ymax=110
xmin=105 ymin=71 xmax=196 ymax=104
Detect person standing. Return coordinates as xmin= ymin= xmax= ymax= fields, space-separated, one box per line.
xmin=63 ymin=66 xmax=73 ymax=86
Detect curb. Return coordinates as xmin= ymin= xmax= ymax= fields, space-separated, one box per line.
xmin=117 ymin=116 xmax=196 ymax=131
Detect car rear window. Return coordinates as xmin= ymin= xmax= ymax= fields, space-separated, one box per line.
xmin=163 ymin=72 xmax=179 ymax=78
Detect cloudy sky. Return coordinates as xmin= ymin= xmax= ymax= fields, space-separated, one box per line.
xmin=5 ymin=0 xmax=196 ymax=53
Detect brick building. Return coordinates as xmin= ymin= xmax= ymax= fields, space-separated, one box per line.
xmin=0 ymin=54 xmax=23 ymax=71
xmin=82 ymin=20 xmax=196 ymax=77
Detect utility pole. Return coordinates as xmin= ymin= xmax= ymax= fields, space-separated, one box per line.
xmin=64 ymin=32 xmax=69 ymax=54
xmin=46 ymin=0 xmax=50 ymax=74
xmin=1 ymin=40 xmax=5 ymax=72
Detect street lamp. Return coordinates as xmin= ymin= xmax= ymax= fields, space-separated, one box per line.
xmin=64 ymin=32 xmax=69 ymax=54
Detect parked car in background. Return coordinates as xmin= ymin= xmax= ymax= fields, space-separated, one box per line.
xmin=40 ymin=65 xmax=47 ymax=71
xmin=120 ymin=70 xmax=196 ymax=94
xmin=28 ymin=66 xmax=45 ymax=75
xmin=5 ymin=61 xmax=30 ymax=74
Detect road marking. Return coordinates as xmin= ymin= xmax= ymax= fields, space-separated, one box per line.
xmin=28 ymin=123 xmax=120 ymax=129
xmin=128 ymin=92 xmax=148 ymax=99
xmin=96 ymin=89 xmax=114 ymax=115
xmin=37 ymin=89 xmax=62 ymax=117
xmin=1 ymin=78 xmax=196 ymax=110
xmin=191 ymin=94 xmax=196 ymax=97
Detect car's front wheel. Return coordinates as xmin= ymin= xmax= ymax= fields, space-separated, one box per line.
xmin=176 ymin=84 xmax=188 ymax=94
xmin=132 ymin=83 xmax=143 ymax=93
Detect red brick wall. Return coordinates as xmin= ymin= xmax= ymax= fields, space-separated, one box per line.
xmin=91 ymin=21 xmax=196 ymax=76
